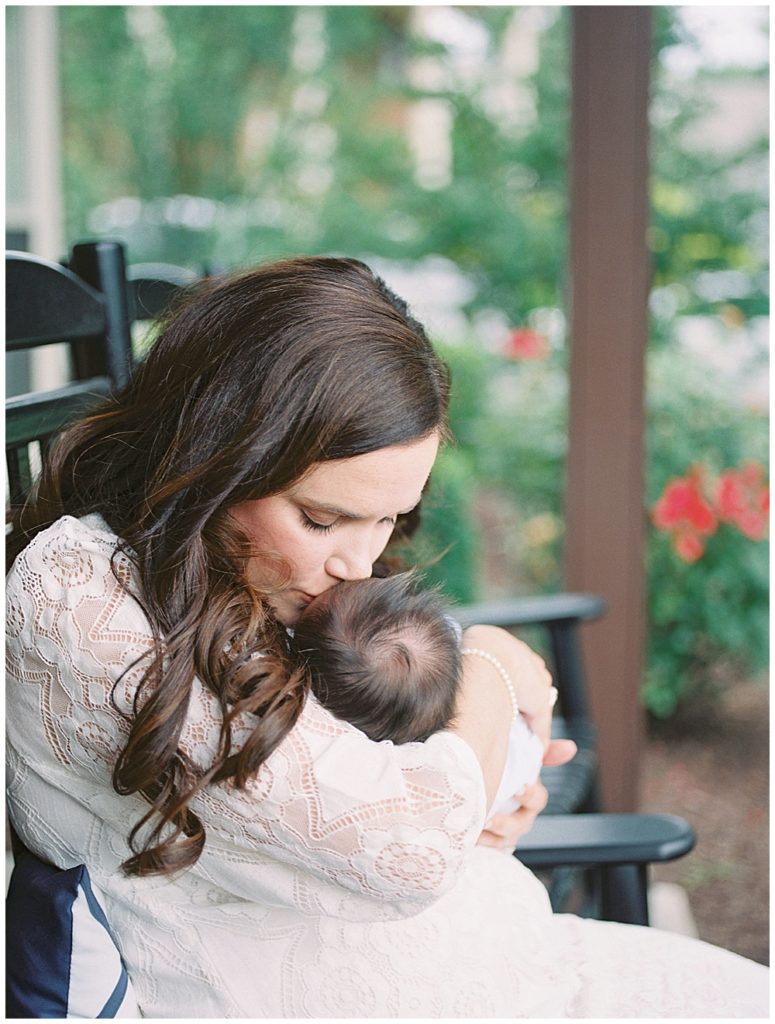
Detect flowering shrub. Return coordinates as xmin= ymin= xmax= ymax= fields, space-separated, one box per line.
xmin=645 ymin=344 xmax=769 ymax=718
xmin=651 ymin=461 xmax=768 ymax=563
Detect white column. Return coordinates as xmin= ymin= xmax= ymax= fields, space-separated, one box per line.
xmin=16 ymin=7 xmax=68 ymax=389
xmin=17 ymin=5 xmax=65 ymax=260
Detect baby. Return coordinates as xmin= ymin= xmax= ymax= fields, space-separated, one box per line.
xmin=291 ymin=573 xmax=545 ymax=821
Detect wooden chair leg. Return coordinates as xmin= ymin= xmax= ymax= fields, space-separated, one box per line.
xmin=600 ymin=864 xmax=650 ymax=925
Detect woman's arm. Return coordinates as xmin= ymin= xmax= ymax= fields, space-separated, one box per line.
xmin=7 ymin=516 xmax=488 ymax=923
xmin=450 ymin=624 xmax=557 ymax=806
xmin=450 ymin=624 xmax=577 ymax=844
xmin=448 ymin=647 xmax=513 ymax=809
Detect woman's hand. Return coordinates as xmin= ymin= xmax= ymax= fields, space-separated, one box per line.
xmin=477 ymin=780 xmax=549 ymax=850
xmin=476 ymin=737 xmax=578 ymax=851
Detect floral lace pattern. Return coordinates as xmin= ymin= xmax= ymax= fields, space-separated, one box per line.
xmin=6 ymin=515 xmax=768 ymax=1018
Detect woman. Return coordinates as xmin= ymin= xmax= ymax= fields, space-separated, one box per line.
xmin=7 ymin=257 xmax=767 ymax=1017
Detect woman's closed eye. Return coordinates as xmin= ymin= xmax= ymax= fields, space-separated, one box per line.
xmin=299 ymin=508 xmax=397 ymax=533
xmin=300 ymin=510 xmax=337 ymax=533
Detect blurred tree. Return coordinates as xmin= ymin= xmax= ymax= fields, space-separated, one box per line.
xmin=59 ymin=5 xmax=571 ymax=321
xmin=649 ymin=8 xmax=768 ymax=325
xmin=60 ymin=7 xmax=766 ymax=322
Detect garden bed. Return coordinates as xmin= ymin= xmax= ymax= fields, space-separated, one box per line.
xmin=639 ymin=677 xmax=769 ymax=965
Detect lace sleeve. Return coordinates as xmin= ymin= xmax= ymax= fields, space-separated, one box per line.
xmin=192 ymin=693 xmax=486 ymax=916
xmin=6 ymin=516 xmax=487 ymax=921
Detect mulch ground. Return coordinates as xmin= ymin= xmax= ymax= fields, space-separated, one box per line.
xmin=639 ymin=678 xmax=769 ymax=965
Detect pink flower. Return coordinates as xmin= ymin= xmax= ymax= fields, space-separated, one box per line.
xmin=503 ymin=327 xmax=549 ymax=361
xmin=735 ymin=510 xmax=768 ymax=541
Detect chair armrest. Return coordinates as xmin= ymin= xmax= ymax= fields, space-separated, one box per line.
xmin=516 ymin=813 xmax=696 ymax=869
xmin=452 ymin=593 xmax=606 ymax=629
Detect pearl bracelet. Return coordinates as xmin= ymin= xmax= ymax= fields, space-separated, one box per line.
xmin=460 ymin=647 xmax=559 ymax=719
xmin=460 ymin=647 xmax=520 ymax=720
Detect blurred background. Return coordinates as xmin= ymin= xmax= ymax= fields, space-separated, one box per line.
xmin=6 ymin=5 xmax=768 ymax=962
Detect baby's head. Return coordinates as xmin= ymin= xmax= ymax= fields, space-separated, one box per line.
xmin=292 ymin=573 xmax=461 ymax=743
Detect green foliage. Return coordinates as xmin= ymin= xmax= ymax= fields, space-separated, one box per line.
xmin=403 ymin=445 xmax=479 ymax=605
xmin=403 ymin=340 xmax=567 ymax=603
xmin=645 ymin=527 xmax=768 ymax=718
xmin=649 ymin=12 xmax=768 ymax=324
xmin=58 ymin=5 xmax=572 ymax=321
xmin=58 ymin=7 xmax=766 ymax=318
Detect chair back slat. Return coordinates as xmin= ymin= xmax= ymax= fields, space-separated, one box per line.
xmin=6 ymin=253 xmax=107 ymax=350
xmin=6 ymin=245 xmax=196 ymax=525
xmin=6 ymin=243 xmax=131 ymax=532
xmin=70 ymin=241 xmax=133 ymax=388
xmin=6 ymin=378 xmax=112 ymax=448
xmin=6 ymin=378 xmax=111 ymax=505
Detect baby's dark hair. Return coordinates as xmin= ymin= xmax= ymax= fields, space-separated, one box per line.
xmin=291 ymin=574 xmax=461 ymax=743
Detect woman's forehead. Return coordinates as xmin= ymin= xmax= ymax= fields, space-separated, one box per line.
xmin=290 ymin=434 xmax=439 ymax=515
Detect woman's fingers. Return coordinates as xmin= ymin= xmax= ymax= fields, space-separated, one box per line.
xmin=542 ymin=738 xmax=577 ymax=767
xmin=477 ymin=781 xmax=549 ymax=850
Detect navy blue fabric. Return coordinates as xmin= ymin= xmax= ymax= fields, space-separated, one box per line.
xmin=6 ymin=849 xmax=81 ymax=1018
xmin=6 ymin=847 xmax=128 ymax=1019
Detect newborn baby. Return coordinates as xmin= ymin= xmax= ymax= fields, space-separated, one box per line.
xmin=291 ymin=574 xmax=545 ymax=820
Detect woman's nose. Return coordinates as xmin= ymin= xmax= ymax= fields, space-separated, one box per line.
xmin=325 ymin=537 xmax=375 ymax=582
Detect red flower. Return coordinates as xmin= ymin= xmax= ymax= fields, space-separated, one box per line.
xmin=652 ymin=467 xmax=717 ymax=563
xmin=716 ymin=471 xmax=746 ymax=521
xmin=715 ymin=462 xmax=769 ymax=541
xmin=673 ymin=532 xmax=705 ymax=563
xmin=652 ymin=461 xmax=769 ymax=562
xmin=652 ymin=470 xmax=717 ymax=536
xmin=503 ymin=327 xmax=549 ymax=361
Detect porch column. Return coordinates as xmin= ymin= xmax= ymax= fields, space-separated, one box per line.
xmin=566 ymin=7 xmax=652 ymax=811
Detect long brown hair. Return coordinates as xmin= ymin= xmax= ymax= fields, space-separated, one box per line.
xmin=10 ymin=256 xmax=451 ymax=876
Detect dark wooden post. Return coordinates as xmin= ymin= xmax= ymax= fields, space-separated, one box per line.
xmin=566 ymin=7 xmax=652 ymax=812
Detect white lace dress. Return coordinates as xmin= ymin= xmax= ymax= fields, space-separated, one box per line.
xmin=6 ymin=515 xmax=768 ymax=1018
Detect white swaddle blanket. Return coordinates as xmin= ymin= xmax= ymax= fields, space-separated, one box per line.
xmin=487 ymin=714 xmax=544 ymax=821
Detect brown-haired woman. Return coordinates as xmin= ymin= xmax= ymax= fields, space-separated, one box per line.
xmin=6 ymin=257 xmax=767 ymax=1017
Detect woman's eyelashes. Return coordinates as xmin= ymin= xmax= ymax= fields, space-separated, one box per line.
xmin=299 ymin=508 xmax=398 ymax=534
xmin=300 ymin=510 xmax=337 ymax=534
